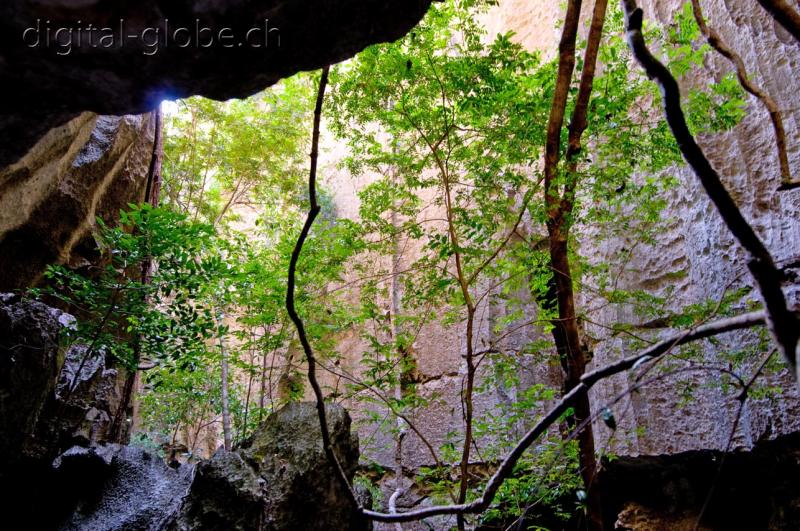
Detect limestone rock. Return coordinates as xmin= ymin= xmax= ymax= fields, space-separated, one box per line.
xmin=173 ymin=401 xmax=367 ymax=531
xmin=583 ymin=0 xmax=800 ymax=457
xmin=5 ymin=402 xmax=364 ymax=530
xmin=27 ymin=344 xmax=128 ymax=462
xmin=0 ymin=112 xmax=155 ymax=291
xmin=244 ymin=401 xmax=362 ymax=530
xmin=56 ymin=444 xmax=194 ymax=531
xmin=0 ymin=293 xmax=72 ymax=469
xmin=0 ymin=295 xmax=136 ymax=528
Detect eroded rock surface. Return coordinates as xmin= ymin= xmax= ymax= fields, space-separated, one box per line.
xmin=0 ymin=112 xmax=155 ymax=291
xmin=583 ymin=0 xmax=800 ymax=457
xmin=0 ymin=293 xmax=72 ymax=468
xmin=173 ymin=401 xmax=367 ymax=531
xmin=0 ymin=294 xmax=135 ymax=528
xmin=28 ymin=344 xmax=129 ymax=463
xmin=57 ymin=445 xmax=194 ymax=531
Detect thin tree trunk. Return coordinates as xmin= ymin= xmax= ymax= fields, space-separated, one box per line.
xmin=217 ymin=307 xmax=233 ymax=451
xmin=259 ymin=325 xmax=269 ymax=420
xmin=192 ymin=127 xmax=217 ymax=222
xmin=220 ymin=352 xmax=232 ymax=450
xmin=542 ymin=1 xmax=606 ymax=529
xmin=389 ymin=189 xmax=406 ymax=530
xmin=111 ymin=106 xmax=164 ymax=443
xmin=240 ymin=331 xmax=256 ymax=441
xmin=214 ymin=177 xmax=248 ymax=226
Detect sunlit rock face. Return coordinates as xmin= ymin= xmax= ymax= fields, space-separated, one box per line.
xmin=468 ymin=0 xmax=800 ymax=459
xmin=0 ymin=0 xmax=432 ymax=167
xmin=0 ymin=112 xmax=155 ymax=291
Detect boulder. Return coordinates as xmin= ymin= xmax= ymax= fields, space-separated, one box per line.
xmin=56 ymin=444 xmax=195 ymax=531
xmin=29 ymin=402 xmax=367 ymax=530
xmin=173 ymin=401 xmax=368 ymax=531
xmin=0 ymin=294 xmax=138 ymax=529
xmin=0 ymin=293 xmax=72 ymax=469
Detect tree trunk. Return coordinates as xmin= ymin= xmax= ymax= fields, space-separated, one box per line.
xmin=547 ymin=232 xmax=602 ymax=529
xmin=389 ymin=193 xmax=407 ymax=530
xmin=218 ymin=310 xmax=233 ymax=452
xmin=110 ymin=106 xmax=164 ymax=444
xmin=541 ymin=1 xmax=606 ymax=529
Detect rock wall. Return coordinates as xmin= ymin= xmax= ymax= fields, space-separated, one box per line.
xmin=0 ymin=290 xmax=367 ymax=530
xmin=172 ymin=402 xmax=367 ymax=531
xmin=0 ymin=293 xmax=129 ymax=459
xmin=0 ymin=112 xmax=156 ymax=291
xmin=584 ymin=0 xmax=800 ymax=456
xmin=0 ymin=0 xmax=440 ymax=289
xmin=0 ymin=293 xmax=72 ymax=469
xmin=309 ymin=0 xmax=800 ymax=524
xmin=0 ymin=294 xmax=133 ymax=528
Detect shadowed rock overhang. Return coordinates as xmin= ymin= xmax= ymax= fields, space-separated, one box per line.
xmin=0 ymin=0 xmax=433 ymax=167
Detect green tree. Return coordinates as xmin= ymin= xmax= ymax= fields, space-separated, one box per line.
xmin=161 ymin=77 xmax=313 ymax=227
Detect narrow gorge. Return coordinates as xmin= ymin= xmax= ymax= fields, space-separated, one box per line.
xmin=1 ymin=1 xmax=799 ymax=530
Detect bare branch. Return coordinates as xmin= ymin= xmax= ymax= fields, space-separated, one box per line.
xmin=622 ymin=0 xmax=799 ymax=381
xmin=754 ymin=0 xmax=800 ymax=42
xmin=361 ymin=310 xmax=768 ymax=523
xmin=690 ymin=0 xmax=795 ymax=188
xmin=582 ymin=310 xmax=766 ymax=384
xmin=285 ymin=65 xmax=360 ymax=508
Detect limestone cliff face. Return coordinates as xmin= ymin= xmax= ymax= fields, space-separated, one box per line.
xmin=317 ymin=0 xmax=800 ymax=502
xmin=478 ymin=0 xmax=800 ymax=457
xmin=0 ymin=112 xmax=156 ymax=291
xmin=583 ymin=0 xmax=800 ymax=455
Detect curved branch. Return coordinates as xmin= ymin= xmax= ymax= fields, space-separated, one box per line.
xmin=622 ymin=0 xmax=799 ymax=380
xmin=360 ymin=310 xmax=768 ymax=523
xmin=755 ymin=0 xmax=800 ymax=42
xmin=690 ymin=0 xmax=795 ymax=188
xmin=285 ymin=65 xmax=360 ymax=507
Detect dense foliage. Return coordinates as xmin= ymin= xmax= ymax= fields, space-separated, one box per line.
xmin=33 ymin=1 xmax=790 ymax=529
